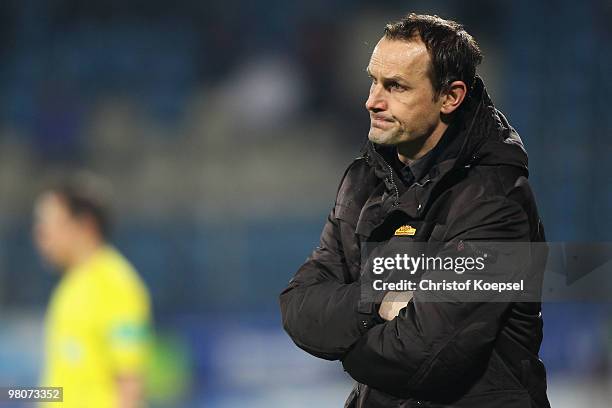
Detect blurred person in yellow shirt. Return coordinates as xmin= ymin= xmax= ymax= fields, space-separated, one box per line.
xmin=33 ymin=172 xmax=152 ymax=408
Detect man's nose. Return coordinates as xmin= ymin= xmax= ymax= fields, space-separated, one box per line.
xmin=365 ymin=84 xmax=387 ymax=112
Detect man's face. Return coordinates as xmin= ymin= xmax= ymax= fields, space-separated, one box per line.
xmin=366 ymin=37 xmax=444 ymax=146
xmin=33 ymin=192 xmax=79 ymax=270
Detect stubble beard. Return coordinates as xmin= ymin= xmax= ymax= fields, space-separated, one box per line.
xmin=368 ymin=124 xmax=405 ymax=146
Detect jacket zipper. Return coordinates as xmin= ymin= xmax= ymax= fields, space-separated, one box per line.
xmin=385 ymin=163 xmax=400 ymax=207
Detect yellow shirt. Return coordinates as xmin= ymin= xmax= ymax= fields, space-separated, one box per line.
xmin=41 ymin=245 xmax=151 ymax=408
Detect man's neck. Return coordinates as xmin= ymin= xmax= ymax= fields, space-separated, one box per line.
xmin=67 ymin=238 xmax=104 ymax=271
xmin=397 ymin=121 xmax=448 ymax=165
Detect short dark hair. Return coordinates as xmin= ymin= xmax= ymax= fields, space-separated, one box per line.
xmin=384 ymin=13 xmax=483 ymax=98
xmin=48 ymin=171 xmax=113 ymax=239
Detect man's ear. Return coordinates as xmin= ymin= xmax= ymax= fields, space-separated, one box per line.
xmin=440 ymin=80 xmax=467 ymax=114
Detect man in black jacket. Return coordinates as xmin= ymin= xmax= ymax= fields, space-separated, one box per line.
xmin=280 ymin=13 xmax=550 ymax=407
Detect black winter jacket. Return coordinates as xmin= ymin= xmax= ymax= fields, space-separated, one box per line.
xmin=280 ymin=77 xmax=550 ymax=408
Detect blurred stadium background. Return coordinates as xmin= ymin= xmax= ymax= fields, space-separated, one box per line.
xmin=0 ymin=0 xmax=610 ymax=406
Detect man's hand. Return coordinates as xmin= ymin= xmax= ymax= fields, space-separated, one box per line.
xmin=378 ymin=291 xmax=413 ymax=321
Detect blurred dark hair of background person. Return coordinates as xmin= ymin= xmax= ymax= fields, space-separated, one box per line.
xmin=34 ymin=172 xmax=113 ymax=270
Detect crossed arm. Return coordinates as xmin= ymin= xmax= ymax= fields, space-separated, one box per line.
xmin=280 ymin=197 xmax=530 ymax=396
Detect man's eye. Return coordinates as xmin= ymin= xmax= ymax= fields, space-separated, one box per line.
xmin=388 ymin=82 xmax=405 ymax=92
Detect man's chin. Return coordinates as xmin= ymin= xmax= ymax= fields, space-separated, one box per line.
xmin=368 ymin=128 xmax=397 ymax=145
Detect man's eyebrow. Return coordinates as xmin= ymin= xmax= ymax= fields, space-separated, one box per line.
xmin=386 ymin=75 xmax=409 ymax=84
xmin=366 ymin=68 xmax=409 ymax=84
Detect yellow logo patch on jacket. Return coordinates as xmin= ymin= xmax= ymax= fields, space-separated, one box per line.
xmin=394 ymin=225 xmax=416 ymax=236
